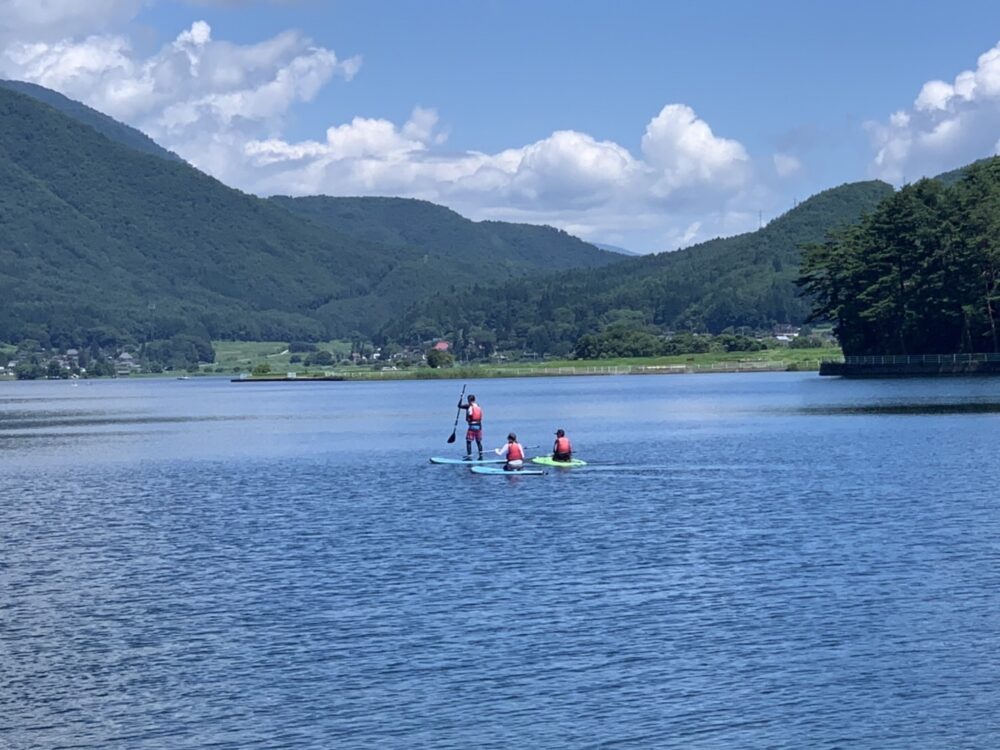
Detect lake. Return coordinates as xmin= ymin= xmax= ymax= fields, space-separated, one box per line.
xmin=2 ymin=373 xmax=999 ymax=748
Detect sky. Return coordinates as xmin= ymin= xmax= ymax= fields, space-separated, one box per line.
xmin=4 ymin=1 xmax=1000 ymax=253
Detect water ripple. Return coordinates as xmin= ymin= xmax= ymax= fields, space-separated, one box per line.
xmin=1 ymin=375 xmax=1000 ymax=748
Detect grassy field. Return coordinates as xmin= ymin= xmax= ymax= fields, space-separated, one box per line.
xmin=213 ymin=341 xmax=841 ymax=380
xmin=503 ymin=347 xmax=841 ymax=371
xmin=211 ymin=340 xmax=351 ymax=373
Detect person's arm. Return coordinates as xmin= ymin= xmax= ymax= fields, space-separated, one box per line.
xmin=495 ymin=444 xmax=509 ymax=457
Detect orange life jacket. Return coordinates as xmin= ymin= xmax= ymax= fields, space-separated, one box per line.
xmin=507 ymin=442 xmax=524 ymax=461
xmin=467 ymin=404 xmax=482 ymax=424
xmin=555 ymin=436 xmax=571 ymax=454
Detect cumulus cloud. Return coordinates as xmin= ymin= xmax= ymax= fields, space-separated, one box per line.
xmin=0 ymin=5 xmax=762 ymax=251
xmin=1 ymin=18 xmax=360 ymax=149
xmin=641 ymin=104 xmax=749 ymax=196
xmin=869 ymin=40 xmax=1000 ymax=183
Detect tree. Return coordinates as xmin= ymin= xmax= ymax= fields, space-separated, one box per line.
xmin=426 ymin=348 xmax=454 ymax=368
xmin=306 ymin=350 xmax=334 ymax=366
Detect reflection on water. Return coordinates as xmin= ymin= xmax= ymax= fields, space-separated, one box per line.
xmin=2 ymin=374 xmax=1000 ymax=748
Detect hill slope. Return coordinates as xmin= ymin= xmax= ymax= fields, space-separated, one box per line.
xmin=380 ymin=180 xmax=895 ymax=353
xmin=0 ymin=85 xmax=623 ymax=346
xmin=0 ymin=85 xmax=433 ymax=343
xmin=0 ymin=79 xmax=183 ymax=164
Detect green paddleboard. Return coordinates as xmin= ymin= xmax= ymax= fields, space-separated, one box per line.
xmin=530 ymin=457 xmax=587 ymax=467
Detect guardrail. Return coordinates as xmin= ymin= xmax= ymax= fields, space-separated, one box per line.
xmin=824 ymin=353 xmax=1000 ymax=365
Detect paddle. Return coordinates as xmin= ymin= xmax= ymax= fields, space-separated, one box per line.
xmin=446 ymin=384 xmax=467 ymax=443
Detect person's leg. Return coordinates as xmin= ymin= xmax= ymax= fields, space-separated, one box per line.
xmin=465 ymin=438 xmax=472 ymax=458
xmin=476 ymin=437 xmax=483 ymax=459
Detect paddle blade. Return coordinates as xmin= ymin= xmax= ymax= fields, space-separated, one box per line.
xmin=447 ymin=431 xmax=457 ymax=443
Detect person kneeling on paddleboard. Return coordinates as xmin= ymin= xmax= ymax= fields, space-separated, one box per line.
xmin=552 ymin=428 xmax=573 ymax=462
xmin=495 ymin=432 xmax=525 ymax=471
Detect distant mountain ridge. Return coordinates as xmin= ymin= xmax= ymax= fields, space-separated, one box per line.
xmin=270 ymin=195 xmax=618 ymax=272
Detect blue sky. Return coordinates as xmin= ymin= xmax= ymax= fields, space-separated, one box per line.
xmin=4 ymin=0 xmax=1000 ymax=252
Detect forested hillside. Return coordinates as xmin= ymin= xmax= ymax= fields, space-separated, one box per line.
xmin=380 ymin=180 xmax=894 ymax=355
xmin=800 ymin=158 xmax=1000 ymax=355
xmin=0 ymin=85 xmax=619 ymax=350
xmin=0 ymin=85 xmax=414 ymax=346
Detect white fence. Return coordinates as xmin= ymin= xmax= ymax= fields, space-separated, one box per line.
xmin=831 ymin=353 xmax=1000 ymax=366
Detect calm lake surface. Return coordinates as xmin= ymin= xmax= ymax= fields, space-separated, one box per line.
xmin=2 ymin=372 xmax=1000 ymax=748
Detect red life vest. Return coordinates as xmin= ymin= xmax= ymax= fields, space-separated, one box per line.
xmin=507 ymin=442 xmax=524 ymax=461
xmin=467 ymin=404 xmax=482 ymax=424
xmin=555 ymin=436 xmax=571 ymax=454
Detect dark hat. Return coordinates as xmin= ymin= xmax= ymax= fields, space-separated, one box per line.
xmin=555 ymin=428 xmax=565 ymax=437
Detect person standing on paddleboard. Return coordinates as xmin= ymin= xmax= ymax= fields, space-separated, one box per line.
xmin=552 ymin=428 xmax=573 ymax=462
xmin=495 ymin=432 xmax=525 ymax=471
xmin=458 ymin=394 xmax=484 ymax=460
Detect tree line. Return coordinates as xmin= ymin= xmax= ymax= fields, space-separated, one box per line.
xmin=799 ymin=158 xmax=1000 ymax=355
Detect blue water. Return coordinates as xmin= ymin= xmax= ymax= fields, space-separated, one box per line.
xmin=2 ymin=373 xmax=1000 ymax=748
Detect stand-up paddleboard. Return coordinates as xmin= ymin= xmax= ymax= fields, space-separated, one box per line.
xmin=430 ymin=456 xmax=506 ymax=465
xmin=531 ymin=457 xmax=587 ymax=468
xmin=470 ymin=465 xmax=545 ymax=476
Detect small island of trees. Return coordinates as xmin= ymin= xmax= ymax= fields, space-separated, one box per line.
xmin=800 ymin=159 xmax=1000 ymax=356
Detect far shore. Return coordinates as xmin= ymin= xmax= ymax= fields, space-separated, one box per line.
xmin=0 ymin=347 xmax=842 ymax=383
xmin=230 ymin=348 xmax=838 ymax=382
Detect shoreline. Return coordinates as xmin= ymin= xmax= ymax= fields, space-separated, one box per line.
xmin=0 ymin=360 xmax=822 ymax=384
xmin=229 ymin=360 xmax=820 ymax=383
xmin=2 ymin=348 xmax=840 ymax=383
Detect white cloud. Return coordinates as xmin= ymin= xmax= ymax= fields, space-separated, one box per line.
xmin=869 ymin=40 xmax=1000 ymax=183
xmin=914 ymin=80 xmax=954 ymax=112
xmin=641 ymin=104 xmax=749 ymax=196
xmin=1 ymin=19 xmax=360 ymax=142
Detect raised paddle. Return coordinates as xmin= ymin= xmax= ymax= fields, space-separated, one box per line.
xmin=446 ymin=384 xmax=467 ymax=443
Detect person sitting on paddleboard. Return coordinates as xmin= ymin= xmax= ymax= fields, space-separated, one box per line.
xmin=458 ymin=394 xmax=484 ymax=460
xmin=495 ymin=432 xmax=525 ymax=471
xmin=552 ymin=428 xmax=573 ymax=462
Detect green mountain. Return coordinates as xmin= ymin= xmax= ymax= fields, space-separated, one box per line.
xmin=380 ymin=180 xmax=895 ymax=354
xmin=0 ymin=79 xmax=183 ymax=164
xmin=0 ymin=84 xmax=621 ymax=348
